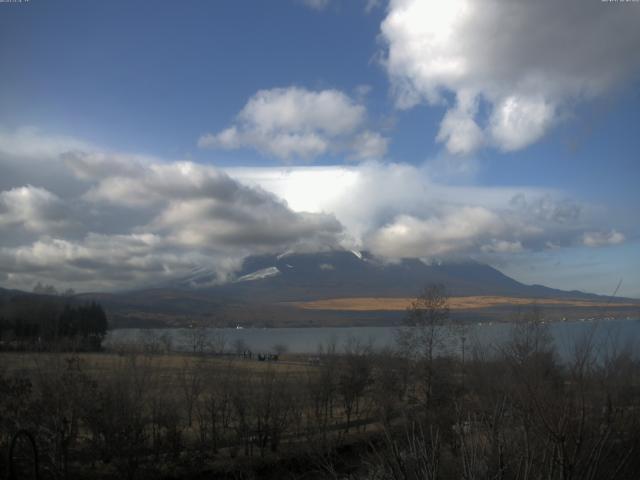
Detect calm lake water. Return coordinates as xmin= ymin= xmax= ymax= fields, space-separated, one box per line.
xmin=106 ymin=318 xmax=640 ymax=359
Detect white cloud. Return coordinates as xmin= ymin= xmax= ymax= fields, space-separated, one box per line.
xmin=228 ymin=162 xmax=625 ymax=259
xmin=380 ymin=0 xmax=640 ymax=153
xmin=364 ymin=0 xmax=382 ymax=13
xmin=435 ymin=92 xmax=484 ymax=155
xmin=199 ymin=87 xmax=388 ymax=161
xmin=367 ymin=207 xmax=504 ymax=258
xmin=296 ymin=0 xmax=383 ymax=13
xmin=239 ymin=87 xmax=367 ymax=136
xmin=583 ymin=230 xmax=625 ymax=248
xmin=488 ymin=95 xmax=556 ymax=152
xmin=298 ymin=0 xmax=330 ymax=10
xmin=349 ymin=130 xmax=389 ymax=160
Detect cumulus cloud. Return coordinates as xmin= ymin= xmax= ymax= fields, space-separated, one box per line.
xmin=582 ymin=230 xmax=625 ymax=248
xmin=380 ymin=0 xmax=640 ymax=153
xmin=367 ymin=207 xmax=503 ymax=258
xmin=199 ymin=87 xmax=388 ymax=161
xmin=349 ymin=130 xmax=390 ymax=161
xmin=435 ymin=94 xmax=484 ymax=155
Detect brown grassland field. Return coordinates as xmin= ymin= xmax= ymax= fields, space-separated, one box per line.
xmin=0 ymin=350 xmax=309 ymax=377
xmin=289 ymin=295 xmax=639 ymax=311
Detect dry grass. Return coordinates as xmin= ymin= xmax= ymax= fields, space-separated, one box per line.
xmin=0 ymin=351 xmax=310 ymax=378
xmin=288 ymin=295 xmax=639 ymax=312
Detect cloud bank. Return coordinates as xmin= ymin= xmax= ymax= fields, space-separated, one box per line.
xmin=380 ymin=0 xmax=640 ymax=154
xmin=228 ymin=162 xmax=621 ymax=261
xmin=0 ymin=129 xmax=342 ymax=291
xmin=0 ymin=128 xmax=627 ymax=291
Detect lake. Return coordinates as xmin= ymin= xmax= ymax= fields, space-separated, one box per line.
xmin=105 ymin=317 xmax=640 ymax=360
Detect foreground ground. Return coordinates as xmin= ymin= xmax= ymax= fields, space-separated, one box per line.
xmin=2 ymin=317 xmax=640 ymax=479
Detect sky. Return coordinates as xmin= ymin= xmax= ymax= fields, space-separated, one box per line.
xmin=0 ymin=0 xmax=639 ymax=297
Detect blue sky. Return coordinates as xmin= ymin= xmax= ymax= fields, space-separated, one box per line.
xmin=0 ymin=0 xmax=639 ymax=297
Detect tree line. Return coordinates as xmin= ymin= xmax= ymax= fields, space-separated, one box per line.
xmin=0 ymin=293 xmax=108 ymax=350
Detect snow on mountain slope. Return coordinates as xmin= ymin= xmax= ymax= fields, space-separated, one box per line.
xmin=235 ymin=266 xmax=281 ymax=283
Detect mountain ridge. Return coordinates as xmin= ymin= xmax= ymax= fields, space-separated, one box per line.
xmin=190 ymin=250 xmax=611 ymax=302
xmin=3 ymin=250 xmax=637 ymax=328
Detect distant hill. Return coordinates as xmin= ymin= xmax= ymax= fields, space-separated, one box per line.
xmin=0 ymin=286 xmax=22 ymax=298
xmin=72 ymin=249 xmax=638 ymax=328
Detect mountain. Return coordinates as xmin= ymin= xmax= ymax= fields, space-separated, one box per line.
xmin=84 ymin=250 xmax=638 ymax=328
xmin=195 ymin=250 xmax=603 ymax=302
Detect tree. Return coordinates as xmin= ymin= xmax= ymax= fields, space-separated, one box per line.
xmin=272 ymin=343 xmax=288 ymax=356
xmin=179 ymin=358 xmax=205 ymax=427
xmin=397 ymin=284 xmax=450 ymax=407
xmin=182 ymin=325 xmax=209 ymax=355
xmin=33 ymin=282 xmax=58 ymax=296
xmin=339 ymin=337 xmax=373 ymax=432
xmin=505 ymin=305 xmax=554 ymax=365
xmin=57 ymin=302 xmax=108 ymax=349
xmin=0 ymin=316 xmax=7 ymax=341
xmin=233 ymin=338 xmax=248 ymax=356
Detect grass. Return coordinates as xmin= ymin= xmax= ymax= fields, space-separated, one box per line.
xmin=0 ymin=351 xmax=311 ymax=378
xmin=288 ymin=295 xmax=639 ymax=312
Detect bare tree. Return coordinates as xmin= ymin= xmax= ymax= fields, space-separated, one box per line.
xmin=81 ymin=354 xmax=154 ymax=480
xmin=373 ymin=422 xmax=441 ymax=480
xmin=272 ymin=343 xmax=288 ymax=356
xmin=397 ymin=284 xmax=450 ymax=407
xmin=195 ymin=361 xmax=235 ymax=453
xmin=338 ymin=336 xmax=373 ymax=432
xmin=178 ymin=358 xmax=205 ymax=427
xmin=233 ymin=338 xmax=248 ymax=356
xmin=371 ymin=349 xmax=405 ymax=426
xmin=182 ymin=326 xmax=209 ymax=355
xmin=209 ymin=328 xmax=227 ymax=355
